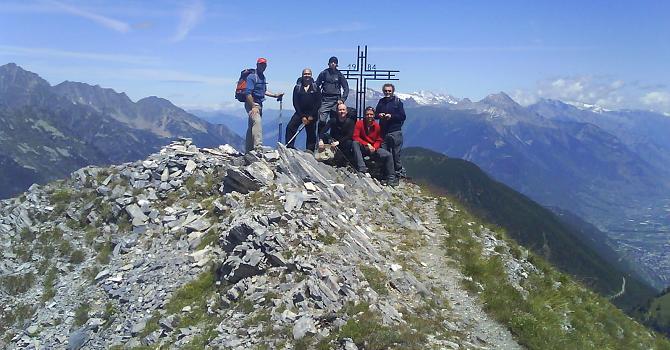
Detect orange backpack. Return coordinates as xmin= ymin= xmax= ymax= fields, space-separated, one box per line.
xmin=235 ymin=68 xmax=255 ymax=102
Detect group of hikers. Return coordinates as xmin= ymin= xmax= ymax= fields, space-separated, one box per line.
xmin=239 ymin=56 xmax=406 ymax=187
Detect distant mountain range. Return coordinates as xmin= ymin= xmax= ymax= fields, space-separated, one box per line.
xmin=0 ymin=63 xmax=243 ymax=199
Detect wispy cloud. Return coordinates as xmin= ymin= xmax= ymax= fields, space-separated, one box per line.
xmin=512 ymin=75 xmax=670 ymax=113
xmin=47 ymin=0 xmax=131 ymax=33
xmin=195 ymin=22 xmax=369 ymax=44
xmin=0 ymin=44 xmax=159 ymax=65
xmin=172 ymin=0 xmax=205 ymax=42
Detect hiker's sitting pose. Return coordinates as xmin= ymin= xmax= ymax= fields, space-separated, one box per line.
xmin=286 ymin=68 xmax=321 ymax=151
xmin=352 ymin=107 xmax=397 ymax=186
xmin=318 ymin=102 xmax=355 ymax=160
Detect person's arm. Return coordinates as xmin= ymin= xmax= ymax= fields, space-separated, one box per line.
xmin=292 ymin=85 xmax=301 ymax=115
xmin=352 ymin=120 xmax=364 ymax=144
xmin=340 ymin=119 xmax=355 ymax=143
xmin=392 ymin=99 xmax=406 ymax=122
xmin=244 ymin=75 xmax=256 ymax=110
xmin=264 ymin=90 xmax=283 ymax=99
xmin=372 ymin=123 xmax=383 ymax=149
xmin=375 ymin=100 xmax=383 ymax=119
xmin=316 ymin=71 xmax=325 ymax=92
xmin=340 ymin=71 xmax=349 ymax=102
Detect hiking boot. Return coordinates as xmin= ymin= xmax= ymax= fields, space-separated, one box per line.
xmin=387 ymin=177 xmax=399 ymax=187
xmin=396 ymin=168 xmax=407 ymax=179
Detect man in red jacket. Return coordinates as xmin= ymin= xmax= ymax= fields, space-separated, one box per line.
xmin=352 ymin=107 xmax=398 ymax=186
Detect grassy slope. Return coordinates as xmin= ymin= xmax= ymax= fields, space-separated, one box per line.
xmin=401 ymin=147 xmax=656 ymax=311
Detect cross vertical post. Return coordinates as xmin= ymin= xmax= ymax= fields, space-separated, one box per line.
xmin=339 ymin=45 xmax=399 ymax=119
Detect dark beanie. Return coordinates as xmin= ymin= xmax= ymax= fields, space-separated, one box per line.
xmin=328 ymin=56 xmax=338 ymax=64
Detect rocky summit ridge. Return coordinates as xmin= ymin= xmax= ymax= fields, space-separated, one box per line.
xmin=0 ymin=139 xmax=577 ymax=349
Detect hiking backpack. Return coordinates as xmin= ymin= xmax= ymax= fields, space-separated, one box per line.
xmin=234 ymin=68 xmax=255 ymax=102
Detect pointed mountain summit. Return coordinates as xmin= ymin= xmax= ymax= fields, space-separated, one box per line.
xmin=0 ymin=63 xmax=53 ymax=108
xmin=0 ymin=64 xmax=243 ymax=199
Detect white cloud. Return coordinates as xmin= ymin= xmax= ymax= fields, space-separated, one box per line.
xmin=47 ymin=0 xmax=131 ymax=33
xmin=0 ymin=44 xmax=159 ymax=65
xmin=513 ymin=76 xmax=670 ymax=113
xmin=172 ymin=0 xmax=204 ymax=42
xmin=641 ymin=91 xmax=670 ymax=106
xmin=514 ymin=76 xmax=627 ymax=108
xmin=195 ymin=22 xmax=369 ymax=44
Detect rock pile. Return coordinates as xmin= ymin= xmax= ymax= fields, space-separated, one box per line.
xmin=0 ymin=139 xmax=526 ymax=349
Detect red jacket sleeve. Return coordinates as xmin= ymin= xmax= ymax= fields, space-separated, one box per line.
xmin=371 ymin=122 xmax=383 ymax=150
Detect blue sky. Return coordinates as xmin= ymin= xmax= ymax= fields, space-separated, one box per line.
xmin=1 ymin=0 xmax=669 ymax=113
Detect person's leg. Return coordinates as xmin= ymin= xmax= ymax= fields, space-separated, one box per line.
xmin=249 ymin=105 xmax=263 ymax=150
xmin=305 ymin=117 xmax=317 ymax=152
xmin=377 ymin=148 xmax=397 ymax=185
xmin=351 ymin=141 xmax=367 ymax=172
xmin=245 ymin=104 xmax=254 ymax=152
xmin=317 ymin=98 xmax=336 ymax=137
xmin=385 ymin=131 xmax=404 ymax=175
xmin=285 ymin=113 xmax=302 ymax=148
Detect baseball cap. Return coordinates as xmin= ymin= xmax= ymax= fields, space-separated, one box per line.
xmin=257 ymin=57 xmax=267 ymax=64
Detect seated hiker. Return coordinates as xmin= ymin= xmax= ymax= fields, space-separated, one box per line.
xmin=318 ymin=102 xmax=355 ymax=159
xmin=352 ymin=107 xmax=397 ymax=186
xmin=286 ymin=68 xmax=320 ymax=151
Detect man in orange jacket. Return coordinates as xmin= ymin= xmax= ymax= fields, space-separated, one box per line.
xmin=352 ymin=106 xmax=398 ymax=186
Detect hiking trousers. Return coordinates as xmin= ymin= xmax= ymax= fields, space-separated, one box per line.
xmin=381 ymin=130 xmax=404 ymax=175
xmin=352 ymin=141 xmax=395 ymax=180
xmin=318 ymin=96 xmax=339 ymax=137
xmin=285 ymin=112 xmax=317 ymax=151
xmin=245 ymin=103 xmax=263 ymax=152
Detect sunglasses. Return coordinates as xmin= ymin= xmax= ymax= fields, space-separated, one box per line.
xmin=383 ymin=90 xmax=393 ymax=93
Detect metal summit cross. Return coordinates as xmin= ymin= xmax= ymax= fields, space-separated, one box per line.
xmin=340 ymin=45 xmax=399 ymax=119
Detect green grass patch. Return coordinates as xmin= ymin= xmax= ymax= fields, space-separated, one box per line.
xmin=41 ymin=267 xmax=58 ymax=302
xmin=95 ymin=240 xmax=113 ymax=265
xmin=437 ymin=198 xmax=670 ymax=350
xmin=1 ymin=273 xmax=35 ymax=295
xmin=69 ymin=249 xmax=86 ymax=264
xmin=74 ymin=302 xmax=91 ymax=326
xmin=360 ymin=265 xmax=388 ymax=296
xmin=195 ymin=229 xmax=218 ymax=250
xmin=165 ymin=268 xmax=216 ymax=315
xmin=318 ymin=308 xmax=427 ymax=350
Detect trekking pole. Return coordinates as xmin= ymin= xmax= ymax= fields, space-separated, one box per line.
xmin=277 ymin=99 xmax=283 ymax=143
xmin=287 ymin=123 xmax=305 ymax=146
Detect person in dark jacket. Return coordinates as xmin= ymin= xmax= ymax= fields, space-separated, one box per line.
xmin=316 ymin=56 xmax=349 ymax=138
xmin=318 ymin=102 xmax=355 ymax=158
xmin=375 ymin=83 xmax=406 ymax=178
xmin=286 ymin=68 xmax=321 ymax=151
xmin=352 ymin=107 xmax=397 ymax=186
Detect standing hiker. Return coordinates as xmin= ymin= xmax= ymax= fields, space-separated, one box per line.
xmin=316 ymin=56 xmax=349 ymax=140
xmin=286 ymin=68 xmax=321 ymax=151
xmin=243 ymin=57 xmax=284 ymax=152
xmin=375 ymin=83 xmax=406 ymax=179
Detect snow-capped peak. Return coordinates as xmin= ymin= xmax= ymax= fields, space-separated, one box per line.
xmin=565 ymin=101 xmax=611 ymax=113
xmin=395 ymin=90 xmax=460 ymax=106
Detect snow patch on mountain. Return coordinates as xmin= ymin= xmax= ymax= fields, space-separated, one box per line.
xmin=395 ymin=90 xmax=460 ymax=106
xmin=565 ymin=101 xmax=611 ymax=113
